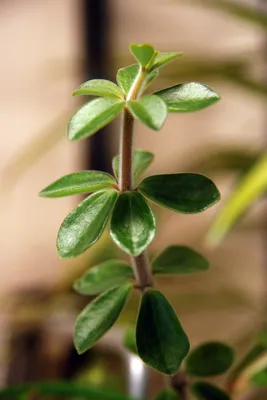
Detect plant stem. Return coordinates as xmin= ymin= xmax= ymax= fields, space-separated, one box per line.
xmin=119 ymin=66 xmax=154 ymax=291
xmin=171 ymin=372 xmax=188 ymax=400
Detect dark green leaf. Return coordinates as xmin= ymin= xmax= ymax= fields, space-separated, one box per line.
xmin=128 ymin=95 xmax=167 ymax=131
xmin=252 ymin=368 xmax=267 ymax=387
xmin=40 ymin=171 xmax=117 ymax=198
xmin=155 ymin=389 xmax=178 ymax=400
xmin=191 ymin=382 xmax=230 ymax=400
xmin=130 ymin=43 xmax=155 ymax=68
xmin=139 ymin=173 xmax=220 ymax=213
xmin=112 ymin=149 xmax=154 ymax=184
xmin=74 ymin=284 xmax=132 ymax=354
xmin=151 ymin=52 xmax=183 ymax=71
xmin=186 ymin=342 xmax=235 ymax=377
xmin=57 ymin=190 xmax=117 ymax=258
xmin=117 ymin=64 xmax=158 ymax=95
xmin=110 ymin=192 xmax=155 ymax=256
xmin=123 ymin=326 xmax=138 ymax=355
xmin=73 ymin=259 xmax=133 ymax=295
xmin=136 ymin=289 xmax=190 ymax=375
xmin=155 ymin=83 xmax=221 ymax=112
xmin=152 ymin=245 xmax=209 ymax=275
xmin=72 ymin=79 xmax=124 ymax=99
xmin=68 ymin=98 xmax=125 ymax=141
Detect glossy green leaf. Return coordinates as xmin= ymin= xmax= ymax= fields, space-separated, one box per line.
xmin=128 ymin=95 xmax=167 ymax=131
xmin=186 ymin=342 xmax=235 ymax=377
xmin=139 ymin=173 xmax=220 ymax=213
xmin=191 ymin=382 xmax=230 ymax=400
xmin=40 ymin=171 xmax=117 ymax=198
xmin=130 ymin=43 xmax=155 ymax=68
xmin=72 ymin=79 xmax=124 ymax=99
xmin=136 ymin=289 xmax=190 ymax=375
xmin=155 ymin=389 xmax=178 ymax=400
xmin=74 ymin=284 xmax=132 ymax=354
xmin=155 ymin=83 xmax=221 ymax=112
xmin=73 ymin=259 xmax=133 ymax=295
xmin=117 ymin=64 xmax=158 ymax=95
xmin=68 ymin=98 xmax=125 ymax=141
xmin=57 ymin=190 xmax=117 ymax=258
xmin=112 ymin=149 xmax=154 ymax=184
xmin=151 ymin=52 xmax=183 ymax=71
xmin=152 ymin=245 xmax=209 ymax=275
xmin=207 ymin=153 xmax=267 ymax=245
xmin=110 ymin=192 xmax=156 ymax=256
xmin=123 ymin=326 xmax=138 ymax=355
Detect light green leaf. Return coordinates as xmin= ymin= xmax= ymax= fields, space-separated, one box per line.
xmin=155 ymin=389 xmax=178 ymax=400
xmin=74 ymin=284 xmax=132 ymax=354
xmin=110 ymin=192 xmax=156 ymax=256
xmin=185 ymin=342 xmax=235 ymax=377
xmin=136 ymin=289 xmax=190 ymax=375
xmin=73 ymin=259 xmax=133 ymax=295
xmin=155 ymin=83 xmax=221 ymax=112
xmin=151 ymin=52 xmax=183 ymax=71
xmin=123 ymin=326 xmax=138 ymax=355
xmin=39 ymin=171 xmax=117 ymax=198
xmin=128 ymin=95 xmax=167 ymax=131
xmin=117 ymin=64 xmax=158 ymax=95
xmin=152 ymin=245 xmax=209 ymax=275
xmin=68 ymin=98 xmax=125 ymax=141
xmin=130 ymin=43 xmax=156 ymax=68
xmin=190 ymin=382 xmax=230 ymax=400
xmin=57 ymin=190 xmax=117 ymax=258
xmin=207 ymin=153 xmax=267 ymax=245
xmin=72 ymin=79 xmax=124 ymax=99
xmin=112 ymin=149 xmax=154 ymax=184
xmin=139 ymin=173 xmax=220 ymax=213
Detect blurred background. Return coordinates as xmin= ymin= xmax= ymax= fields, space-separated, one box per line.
xmin=1 ymin=0 xmax=267 ymax=398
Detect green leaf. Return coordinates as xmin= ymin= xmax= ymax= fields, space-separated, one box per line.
xmin=155 ymin=83 xmax=221 ymax=112
xmin=185 ymin=342 xmax=235 ymax=377
xmin=151 ymin=52 xmax=183 ymax=71
xmin=191 ymin=382 xmax=230 ymax=400
xmin=130 ymin=43 xmax=155 ymax=68
xmin=68 ymin=98 xmax=125 ymax=141
xmin=57 ymin=190 xmax=117 ymax=258
xmin=123 ymin=326 xmax=138 ymax=355
xmin=117 ymin=64 xmax=158 ymax=95
xmin=110 ymin=192 xmax=156 ymax=256
xmin=72 ymin=79 xmax=124 ymax=99
xmin=152 ymin=245 xmax=209 ymax=275
xmin=139 ymin=173 xmax=220 ymax=214
xmin=128 ymin=95 xmax=167 ymax=131
xmin=40 ymin=171 xmax=117 ymax=198
xmin=74 ymin=284 xmax=132 ymax=354
xmin=112 ymin=149 xmax=154 ymax=184
xmin=252 ymin=368 xmax=267 ymax=387
xmin=155 ymin=389 xmax=178 ymax=400
xmin=136 ymin=289 xmax=190 ymax=375
xmin=207 ymin=153 xmax=267 ymax=245
xmin=73 ymin=259 xmax=133 ymax=295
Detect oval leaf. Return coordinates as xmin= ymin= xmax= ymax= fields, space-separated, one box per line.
xmin=123 ymin=326 xmax=138 ymax=355
xmin=72 ymin=79 xmax=124 ymax=99
xmin=68 ymin=98 xmax=125 ymax=141
xmin=117 ymin=64 xmax=158 ymax=95
xmin=128 ymin=95 xmax=167 ymax=131
xmin=57 ymin=190 xmax=117 ymax=258
xmin=155 ymin=83 xmax=221 ymax=112
xmin=191 ymin=382 xmax=230 ymax=400
xmin=139 ymin=173 xmax=220 ymax=214
xmin=73 ymin=259 xmax=133 ymax=295
xmin=186 ymin=342 xmax=235 ymax=377
xmin=152 ymin=245 xmax=209 ymax=275
xmin=136 ymin=289 xmax=190 ymax=375
xmin=151 ymin=52 xmax=183 ymax=71
xmin=112 ymin=149 xmax=154 ymax=183
xmin=74 ymin=284 xmax=132 ymax=354
xmin=110 ymin=192 xmax=156 ymax=256
xmin=40 ymin=171 xmax=117 ymax=198
xmin=155 ymin=389 xmax=177 ymax=400
xmin=130 ymin=43 xmax=155 ymax=68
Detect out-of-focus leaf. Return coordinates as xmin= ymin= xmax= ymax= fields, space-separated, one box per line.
xmin=123 ymin=326 xmax=138 ymax=355
xmin=127 ymin=95 xmax=167 ymax=131
xmin=112 ymin=149 xmax=154 ymax=184
xmin=72 ymin=79 xmax=124 ymax=98
xmin=191 ymin=382 xmax=230 ymax=400
xmin=154 ymin=388 xmax=178 ymax=400
xmin=151 ymin=52 xmax=183 ymax=71
xmin=116 ymin=64 xmax=158 ymax=95
xmin=207 ymin=153 xmax=267 ymax=245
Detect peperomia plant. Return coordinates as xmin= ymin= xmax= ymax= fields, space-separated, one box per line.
xmin=39 ymin=43 xmax=237 ymax=399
